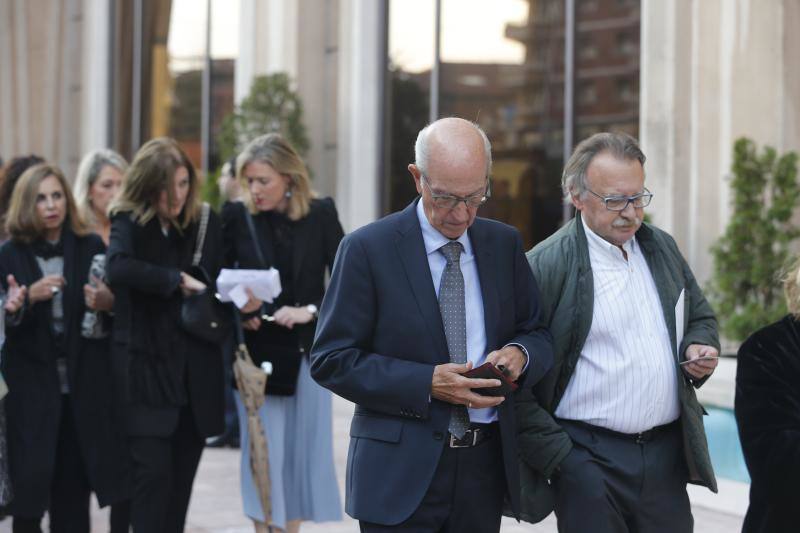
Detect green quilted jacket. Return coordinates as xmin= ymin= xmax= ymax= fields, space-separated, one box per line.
xmin=514 ymin=213 xmax=719 ymax=524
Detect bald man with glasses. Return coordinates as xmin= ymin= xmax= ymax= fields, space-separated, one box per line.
xmin=311 ymin=117 xmax=553 ymax=532
xmin=517 ymin=132 xmax=720 ymax=532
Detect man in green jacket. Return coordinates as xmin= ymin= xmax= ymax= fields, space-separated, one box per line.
xmin=517 ymin=132 xmax=719 ymax=532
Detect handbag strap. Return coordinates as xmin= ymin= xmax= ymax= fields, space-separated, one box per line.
xmin=192 ymin=202 xmax=211 ymax=267
xmin=242 ymin=206 xmax=267 ymax=268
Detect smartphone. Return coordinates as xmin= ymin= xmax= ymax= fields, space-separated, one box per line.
xmin=463 ymin=362 xmax=518 ymax=396
xmin=679 ymin=355 xmax=719 ymax=366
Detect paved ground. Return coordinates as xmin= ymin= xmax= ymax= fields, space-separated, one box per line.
xmin=0 ymin=395 xmax=744 ymax=532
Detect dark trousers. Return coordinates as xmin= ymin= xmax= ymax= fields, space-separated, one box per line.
xmin=553 ymin=419 xmax=692 ymax=533
xmin=359 ymin=425 xmax=506 ymax=533
xmin=128 ymin=406 xmax=204 ymax=533
xmin=12 ymin=396 xmax=90 ymax=533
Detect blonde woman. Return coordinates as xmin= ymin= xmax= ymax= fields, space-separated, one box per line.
xmin=107 ymin=137 xmax=225 ymax=532
xmin=735 ymin=260 xmax=800 ymax=532
xmin=222 ymin=133 xmax=343 ymax=533
xmin=0 ymin=164 xmax=129 ymax=532
xmin=73 ymin=149 xmax=128 ymax=246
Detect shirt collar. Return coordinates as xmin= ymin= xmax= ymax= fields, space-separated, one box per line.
xmin=582 ymin=219 xmax=637 ymax=260
xmin=416 ymin=199 xmax=473 ymax=257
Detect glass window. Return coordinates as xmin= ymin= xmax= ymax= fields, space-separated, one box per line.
xmin=383 ymin=0 xmax=640 ymax=249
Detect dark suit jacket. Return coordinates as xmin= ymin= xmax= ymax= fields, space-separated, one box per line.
xmin=0 ymin=229 xmax=130 ymax=516
xmin=106 ymin=211 xmax=225 ymax=438
xmin=310 ymin=199 xmax=553 ymax=525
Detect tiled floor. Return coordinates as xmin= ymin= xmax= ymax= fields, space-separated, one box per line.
xmin=0 ymin=395 xmax=744 ymax=532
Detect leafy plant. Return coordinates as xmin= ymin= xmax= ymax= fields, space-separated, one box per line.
xmin=708 ymin=137 xmax=800 ymax=341
xmin=217 ymin=73 xmax=310 ymax=164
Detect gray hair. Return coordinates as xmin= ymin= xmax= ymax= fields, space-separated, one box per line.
xmin=73 ymin=148 xmax=128 ymax=222
xmin=562 ymin=132 xmax=646 ymax=197
xmin=414 ymin=119 xmax=493 ymax=178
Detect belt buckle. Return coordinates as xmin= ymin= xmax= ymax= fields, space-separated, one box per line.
xmin=449 ymin=429 xmax=478 ymax=448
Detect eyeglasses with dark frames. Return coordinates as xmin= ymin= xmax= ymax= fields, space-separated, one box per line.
xmin=421 ymin=175 xmax=491 ymax=210
xmin=585 ymin=187 xmax=653 ymax=211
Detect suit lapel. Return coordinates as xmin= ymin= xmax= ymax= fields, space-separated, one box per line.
xmin=469 ymin=221 xmax=499 ymax=351
xmin=395 ymin=202 xmax=449 ymax=362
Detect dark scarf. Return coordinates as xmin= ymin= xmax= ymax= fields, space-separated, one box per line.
xmin=31 ymin=237 xmax=64 ymax=260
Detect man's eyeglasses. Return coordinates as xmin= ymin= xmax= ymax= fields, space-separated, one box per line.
xmin=421 ymin=175 xmax=490 ymax=210
xmin=586 ymin=187 xmax=653 ymax=212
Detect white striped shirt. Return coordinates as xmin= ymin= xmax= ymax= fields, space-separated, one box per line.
xmin=554 ymin=223 xmax=680 ymax=433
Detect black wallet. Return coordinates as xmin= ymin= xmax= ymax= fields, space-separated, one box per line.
xmin=463 ymin=362 xmax=519 ymax=397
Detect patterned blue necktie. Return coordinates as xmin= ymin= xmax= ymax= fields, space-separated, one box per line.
xmin=439 ymin=241 xmax=470 ymax=439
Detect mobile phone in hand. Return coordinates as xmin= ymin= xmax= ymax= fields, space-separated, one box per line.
xmin=679 ymin=355 xmax=719 ymax=366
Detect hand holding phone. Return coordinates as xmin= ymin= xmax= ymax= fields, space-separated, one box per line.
xmin=679 ymin=355 xmax=719 ymax=366
xmin=463 ymin=362 xmax=518 ymax=396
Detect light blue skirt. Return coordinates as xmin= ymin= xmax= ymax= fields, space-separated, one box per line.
xmin=234 ymin=356 xmax=342 ymax=529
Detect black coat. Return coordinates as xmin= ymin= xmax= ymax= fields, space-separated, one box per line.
xmin=106 ymin=211 xmax=225 ymax=438
xmin=221 ymin=198 xmax=344 ymax=395
xmin=0 ymin=229 xmax=129 ymax=516
xmin=735 ymin=314 xmax=800 ymax=533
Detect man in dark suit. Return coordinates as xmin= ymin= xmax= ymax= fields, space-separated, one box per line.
xmin=310 ymin=117 xmax=553 ymax=532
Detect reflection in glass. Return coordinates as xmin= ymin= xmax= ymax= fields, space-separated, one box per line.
xmin=384 ymin=0 xmax=640 ymax=249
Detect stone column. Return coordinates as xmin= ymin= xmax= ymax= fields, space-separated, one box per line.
xmin=640 ymin=0 xmax=800 ymax=284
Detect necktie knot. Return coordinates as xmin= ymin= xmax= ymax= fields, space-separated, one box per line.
xmin=440 ymin=241 xmax=463 ymax=266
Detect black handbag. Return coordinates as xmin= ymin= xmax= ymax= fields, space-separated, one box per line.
xmin=180 ymin=203 xmax=230 ymax=344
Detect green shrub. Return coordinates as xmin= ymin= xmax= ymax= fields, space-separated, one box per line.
xmin=708 ymin=138 xmax=800 ymax=341
xmin=217 ymin=73 xmax=310 ymax=163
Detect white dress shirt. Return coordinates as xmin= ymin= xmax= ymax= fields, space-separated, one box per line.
xmin=417 ymin=201 xmax=527 ymax=423
xmin=554 ymin=223 xmax=680 ymax=433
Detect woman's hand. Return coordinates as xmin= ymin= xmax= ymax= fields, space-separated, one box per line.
xmin=242 ymin=316 xmax=262 ymax=331
xmin=29 ymin=274 xmax=66 ymax=304
xmin=84 ymin=275 xmax=115 ymax=311
xmin=240 ymin=288 xmax=263 ymax=314
xmin=180 ymin=272 xmax=207 ymax=297
xmin=4 ymin=275 xmax=27 ymax=314
xmin=273 ymin=306 xmax=314 ymax=330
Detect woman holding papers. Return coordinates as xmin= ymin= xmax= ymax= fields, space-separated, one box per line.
xmin=222 ymin=133 xmax=343 ymax=533
xmin=0 ymin=163 xmax=129 ymax=531
xmin=107 ymin=138 xmax=225 ymax=532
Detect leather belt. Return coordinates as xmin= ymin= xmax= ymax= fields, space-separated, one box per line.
xmin=558 ymin=419 xmax=678 ymax=445
xmin=448 ymin=423 xmax=496 ymax=448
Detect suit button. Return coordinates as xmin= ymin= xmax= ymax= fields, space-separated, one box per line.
xmin=433 ymin=431 xmax=444 ymax=440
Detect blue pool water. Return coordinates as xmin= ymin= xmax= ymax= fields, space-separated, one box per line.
xmin=702 ymin=406 xmax=750 ymax=483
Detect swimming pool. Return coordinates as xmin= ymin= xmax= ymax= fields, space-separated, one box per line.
xmin=703 ymin=406 xmax=750 ymax=483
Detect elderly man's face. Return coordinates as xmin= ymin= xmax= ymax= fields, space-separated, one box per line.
xmin=571 ymin=152 xmax=645 ymax=247
xmin=411 ymin=160 xmax=487 ymax=240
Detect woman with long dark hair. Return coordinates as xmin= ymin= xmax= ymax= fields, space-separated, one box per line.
xmin=223 ymin=133 xmax=343 ymax=533
xmin=0 ymin=163 xmax=129 ymax=532
xmin=106 ymin=137 xmax=225 ymax=532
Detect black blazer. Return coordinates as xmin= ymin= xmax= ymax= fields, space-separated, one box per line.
xmin=736 ymin=314 xmax=800 ymax=533
xmin=310 ymin=199 xmax=553 ymax=525
xmin=106 ymin=211 xmax=225 ymax=438
xmin=222 ymin=198 xmax=344 ymax=394
xmin=0 ymin=229 xmax=129 ymax=516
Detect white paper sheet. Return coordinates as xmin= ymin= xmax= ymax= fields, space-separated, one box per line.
xmin=675 ymin=289 xmax=685 ymax=354
xmin=216 ymin=268 xmax=282 ymax=309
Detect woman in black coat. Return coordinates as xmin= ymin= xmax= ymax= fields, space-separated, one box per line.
xmin=222 ymin=133 xmax=343 ymax=533
xmin=735 ymin=264 xmax=800 ymax=533
xmin=106 ymin=137 xmax=225 ymax=532
xmin=0 ymin=163 xmax=129 ymax=532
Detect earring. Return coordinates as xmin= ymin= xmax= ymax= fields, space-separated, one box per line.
xmin=285 ymin=189 xmax=293 ymax=199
